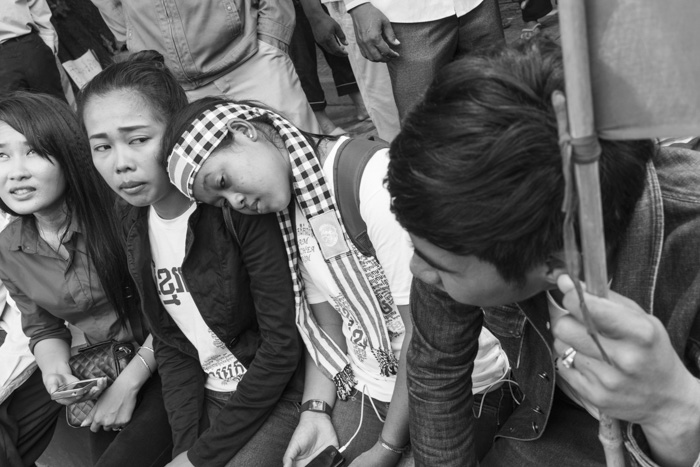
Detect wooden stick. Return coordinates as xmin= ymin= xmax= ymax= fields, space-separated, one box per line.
xmin=559 ymin=1 xmax=625 ymax=466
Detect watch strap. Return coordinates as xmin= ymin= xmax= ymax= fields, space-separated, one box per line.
xmin=300 ymin=399 xmax=333 ymax=417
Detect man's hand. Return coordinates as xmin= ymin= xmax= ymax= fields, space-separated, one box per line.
xmin=553 ymin=274 xmax=700 ymax=466
xmin=283 ymin=412 xmax=339 ymax=467
xmin=308 ymin=12 xmax=349 ymax=57
xmin=349 ymin=3 xmax=399 ymax=62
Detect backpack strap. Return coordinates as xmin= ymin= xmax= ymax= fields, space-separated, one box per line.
xmin=333 ymin=137 xmax=390 ymax=258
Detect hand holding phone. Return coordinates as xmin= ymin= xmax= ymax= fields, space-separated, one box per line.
xmin=51 ymin=378 xmax=102 ymax=400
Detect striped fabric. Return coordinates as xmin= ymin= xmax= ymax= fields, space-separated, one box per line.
xmin=166 ymin=102 xmax=399 ymax=399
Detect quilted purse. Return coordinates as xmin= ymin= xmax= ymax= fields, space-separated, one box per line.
xmin=66 ymin=340 xmax=135 ymax=428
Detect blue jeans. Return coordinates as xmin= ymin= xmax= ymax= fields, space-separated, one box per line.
xmin=205 ymin=390 xmax=300 ymax=467
xmin=387 ymin=0 xmax=505 ymax=119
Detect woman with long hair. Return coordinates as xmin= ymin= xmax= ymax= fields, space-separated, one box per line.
xmin=0 ymin=92 xmax=172 ymax=467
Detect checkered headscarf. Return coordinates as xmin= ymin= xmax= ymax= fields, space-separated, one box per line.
xmin=166 ymin=103 xmax=399 ymax=399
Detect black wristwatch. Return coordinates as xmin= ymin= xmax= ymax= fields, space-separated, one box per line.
xmin=300 ymin=399 xmax=333 ymax=417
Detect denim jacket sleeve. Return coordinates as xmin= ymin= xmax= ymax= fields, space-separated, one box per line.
xmin=408 ymin=280 xmax=482 ymax=467
xmin=257 ymin=0 xmax=295 ymax=46
xmin=624 ymin=419 xmax=700 ymax=467
xmin=187 ymin=212 xmax=301 ymax=467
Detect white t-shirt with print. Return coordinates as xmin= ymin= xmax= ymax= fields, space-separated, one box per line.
xmin=297 ymin=138 xmax=510 ymax=401
xmin=148 ymin=204 xmax=246 ymax=392
xmin=296 ymin=138 xmax=409 ymax=401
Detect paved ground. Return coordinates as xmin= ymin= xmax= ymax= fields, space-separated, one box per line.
xmin=36 ymin=3 xmax=560 ymax=466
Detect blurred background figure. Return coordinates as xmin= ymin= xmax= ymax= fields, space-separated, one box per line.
xmin=0 ymin=0 xmax=66 ymax=101
xmin=289 ymin=0 xmax=369 ymax=136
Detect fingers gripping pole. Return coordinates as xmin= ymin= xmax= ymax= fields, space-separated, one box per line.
xmin=559 ymin=1 xmax=625 ymax=465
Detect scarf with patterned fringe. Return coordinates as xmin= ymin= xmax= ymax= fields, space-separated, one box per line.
xmin=166 ymin=102 xmax=399 ymax=398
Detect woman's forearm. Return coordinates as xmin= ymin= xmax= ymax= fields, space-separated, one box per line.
xmin=33 ymin=338 xmax=71 ymax=375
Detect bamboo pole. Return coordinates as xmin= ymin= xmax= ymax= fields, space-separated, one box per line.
xmin=558 ymin=1 xmax=625 ymax=466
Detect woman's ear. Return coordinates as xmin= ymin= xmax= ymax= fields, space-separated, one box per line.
xmin=226 ymin=119 xmax=258 ymax=142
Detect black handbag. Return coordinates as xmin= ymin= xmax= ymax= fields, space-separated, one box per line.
xmin=65 ymin=340 xmax=135 ymax=428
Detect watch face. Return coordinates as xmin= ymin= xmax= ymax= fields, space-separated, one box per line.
xmin=310 ymin=400 xmax=324 ymax=411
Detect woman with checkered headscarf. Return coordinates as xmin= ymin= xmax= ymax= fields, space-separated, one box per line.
xmin=164 ymin=96 xmax=511 ymax=466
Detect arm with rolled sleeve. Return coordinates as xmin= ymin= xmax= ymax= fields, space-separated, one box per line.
xmin=257 ymin=0 xmax=295 ymax=51
xmin=0 ymin=276 xmax=71 ymax=353
xmin=408 ymin=280 xmax=482 ymax=467
xmin=187 ymin=212 xmax=301 ymax=467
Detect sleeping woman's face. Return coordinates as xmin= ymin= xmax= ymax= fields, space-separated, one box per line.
xmin=0 ymin=121 xmax=66 ymax=217
xmin=191 ymin=123 xmax=292 ymax=215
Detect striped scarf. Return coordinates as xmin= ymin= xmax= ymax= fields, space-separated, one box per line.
xmin=166 ymin=103 xmax=399 ymax=398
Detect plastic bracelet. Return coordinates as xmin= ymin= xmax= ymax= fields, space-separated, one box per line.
xmin=378 ymin=434 xmax=408 ymax=455
xmin=136 ymin=353 xmax=153 ymax=376
xmin=140 ymin=345 xmax=154 ymax=354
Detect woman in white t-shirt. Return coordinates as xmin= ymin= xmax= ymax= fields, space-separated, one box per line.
xmin=165 ymin=97 xmax=511 ymax=466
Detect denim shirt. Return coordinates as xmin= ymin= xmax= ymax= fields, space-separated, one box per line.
xmin=90 ymin=0 xmax=295 ymax=90
xmin=407 ymin=146 xmax=700 ymax=467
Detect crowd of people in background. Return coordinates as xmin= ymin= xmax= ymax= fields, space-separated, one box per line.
xmin=1 ymin=1 xmax=699 ymax=467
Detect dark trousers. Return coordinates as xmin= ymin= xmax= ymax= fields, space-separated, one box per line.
xmin=0 ymin=369 xmax=62 ymax=467
xmin=0 ymin=32 xmax=65 ymax=101
xmin=89 ymin=374 xmax=173 ymax=467
xmin=387 ymin=0 xmax=504 ymax=119
xmin=288 ymin=2 xmax=359 ymax=111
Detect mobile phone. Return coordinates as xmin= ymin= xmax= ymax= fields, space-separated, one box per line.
xmin=51 ymin=378 xmax=100 ymax=400
xmin=306 ymin=445 xmax=345 ymax=467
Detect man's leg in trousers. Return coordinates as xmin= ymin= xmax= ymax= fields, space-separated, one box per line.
xmin=386 ymin=18 xmax=459 ymax=120
xmin=0 ymin=33 xmax=66 ymax=101
xmin=455 ymin=0 xmax=505 ymax=58
xmin=326 ymin=1 xmax=400 ymax=141
xmin=186 ymin=41 xmax=321 ymax=134
xmin=288 ymin=1 xmax=327 ymax=111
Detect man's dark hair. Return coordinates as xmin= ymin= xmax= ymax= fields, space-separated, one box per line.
xmin=387 ymin=37 xmax=655 ymax=284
